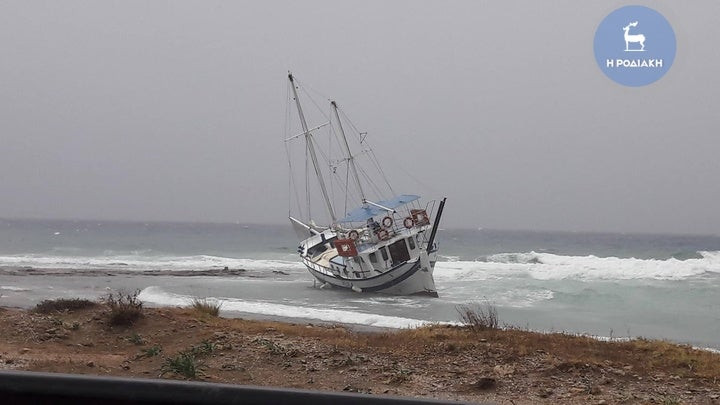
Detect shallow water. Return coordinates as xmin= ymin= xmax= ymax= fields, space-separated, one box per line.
xmin=1 ymin=219 xmax=718 ymax=349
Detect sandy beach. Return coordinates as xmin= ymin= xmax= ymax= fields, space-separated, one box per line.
xmin=1 ymin=302 xmax=719 ymax=404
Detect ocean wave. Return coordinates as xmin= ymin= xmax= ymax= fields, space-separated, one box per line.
xmin=137 ymin=287 xmax=437 ymax=328
xmin=434 ymin=251 xmax=720 ymax=281
xmin=0 ymin=285 xmax=30 ymax=292
xmin=0 ymin=254 xmax=305 ymax=273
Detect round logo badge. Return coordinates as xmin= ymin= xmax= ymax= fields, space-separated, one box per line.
xmin=594 ymin=5 xmax=676 ymax=87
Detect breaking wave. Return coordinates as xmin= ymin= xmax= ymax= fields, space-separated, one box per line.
xmin=0 ymin=254 xmax=305 ymax=273
xmin=137 ymin=286 xmax=438 ymax=328
xmin=3 ymin=249 xmax=719 ymax=281
xmin=435 ymin=251 xmax=720 ymax=281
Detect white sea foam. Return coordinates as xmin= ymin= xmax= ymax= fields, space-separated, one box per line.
xmin=493 ymin=289 xmax=555 ymax=307
xmin=0 ymin=285 xmax=30 ymax=292
xmin=137 ymin=286 xmax=437 ymax=328
xmin=0 ymin=254 xmax=305 ymax=273
xmin=4 ymin=250 xmax=719 ymax=281
xmin=434 ymin=251 xmax=720 ymax=281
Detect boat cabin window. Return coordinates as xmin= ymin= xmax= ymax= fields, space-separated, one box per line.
xmin=407 ymin=237 xmax=415 ymax=250
xmin=380 ymin=247 xmax=389 ymax=261
xmin=369 ymin=252 xmax=378 ymax=263
xmin=388 ymin=238 xmax=411 ymax=264
xmin=307 ymin=244 xmax=327 ymax=257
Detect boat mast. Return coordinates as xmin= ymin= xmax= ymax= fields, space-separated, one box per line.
xmin=331 ymin=101 xmax=366 ymax=202
xmin=288 ymin=73 xmax=336 ymax=223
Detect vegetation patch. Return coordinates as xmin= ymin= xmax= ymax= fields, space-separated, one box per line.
xmin=34 ymin=298 xmax=97 ymax=314
xmin=127 ymin=332 xmax=145 ymax=345
xmin=161 ymin=352 xmax=204 ymax=379
xmin=456 ymin=302 xmax=499 ymax=331
xmin=103 ymin=290 xmax=143 ymax=326
xmin=189 ymin=340 xmax=216 ymax=356
xmin=189 ymin=298 xmax=222 ymax=317
xmin=254 ymin=337 xmax=297 ymax=357
xmin=140 ymin=346 xmax=162 ymax=358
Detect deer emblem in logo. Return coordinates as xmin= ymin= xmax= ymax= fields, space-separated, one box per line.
xmin=623 ymin=21 xmax=646 ymax=51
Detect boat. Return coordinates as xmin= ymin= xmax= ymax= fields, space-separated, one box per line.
xmin=285 ymin=73 xmax=446 ymax=297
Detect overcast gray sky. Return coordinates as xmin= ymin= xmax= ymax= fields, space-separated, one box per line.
xmin=1 ymin=1 xmax=718 ymax=234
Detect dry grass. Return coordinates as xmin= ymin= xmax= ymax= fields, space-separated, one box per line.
xmin=81 ymin=304 xmax=720 ymax=381
xmin=103 ymin=290 xmax=143 ymax=326
xmin=34 ymin=298 xmax=97 ymax=314
xmin=189 ymin=298 xmax=221 ymax=317
xmin=383 ymin=325 xmax=720 ymax=379
xmin=2 ymin=304 xmax=719 ymax=402
xmin=455 ymin=302 xmax=499 ymax=331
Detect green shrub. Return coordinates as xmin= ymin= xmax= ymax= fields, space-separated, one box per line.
xmin=140 ymin=346 xmax=162 ymax=357
xmin=161 ymin=352 xmax=204 ymax=379
xmin=34 ymin=298 xmax=97 ymax=314
xmin=127 ymin=332 xmax=145 ymax=345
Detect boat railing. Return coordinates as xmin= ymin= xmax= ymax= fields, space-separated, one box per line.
xmin=336 ymin=211 xmax=434 ymax=247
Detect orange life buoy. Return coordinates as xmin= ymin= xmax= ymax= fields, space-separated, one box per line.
xmin=348 ymin=230 xmax=359 ymax=240
xmin=381 ymin=216 xmax=393 ymax=228
xmin=403 ymin=217 xmax=414 ymax=229
xmin=376 ymin=229 xmax=390 ymax=241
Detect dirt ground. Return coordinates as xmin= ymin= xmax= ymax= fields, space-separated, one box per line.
xmin=1 ymin=305 xmax=719 ymax=404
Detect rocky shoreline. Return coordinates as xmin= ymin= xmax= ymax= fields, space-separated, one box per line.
xmin=1 ymin=305 xmax=719 ymax=404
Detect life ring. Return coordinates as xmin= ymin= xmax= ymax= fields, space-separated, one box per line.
xmin=381 ymin=216 xmax=393 ymax=228
xmin=376 ymin=229 xmax=390 ymax=240
xmin=403 ymin=217 xmax=414 ymax=229
xmin=348 ymin=230 xmax=359 ymax=240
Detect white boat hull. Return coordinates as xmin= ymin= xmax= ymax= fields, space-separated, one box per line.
xmin=302 ymin=255 xmax=438 ymax=297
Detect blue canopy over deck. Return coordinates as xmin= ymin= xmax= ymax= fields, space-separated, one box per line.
xmin=337 ymin=194 xmax=420 ymax=223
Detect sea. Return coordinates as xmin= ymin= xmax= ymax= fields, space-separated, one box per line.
xmin=1 ymin=218 xmax=718 ymax=350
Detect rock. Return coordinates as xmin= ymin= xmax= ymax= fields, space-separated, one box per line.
xmin=20 ymin=348 xmax=30 ymax=354
xmin=538 ymin=388 xmax=553 ymax=398
xmin=494 ymin=364 xmax=515 ymax=377
xmin=86 ymin=361 xmax=94 ymax=367
xmin=589 ymin=385 xmax=602 ymax=395
xmin=473 ymin=377 xmax=497 ymax=390
xmin=709 ymin=394 xmax=719 ymax=399
xmin=597 ymin=400 xmax=607 ymax=405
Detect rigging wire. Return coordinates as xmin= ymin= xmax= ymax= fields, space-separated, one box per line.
xmin=337 ymin=107 xmax=395 ymax=196
xmin=287 ymin=75 xmax=428 ymax=225
xmin=285 ymin=81 xmax=304 ymax=219
xmin=344 ymin=164 xmax=350 ymax=217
